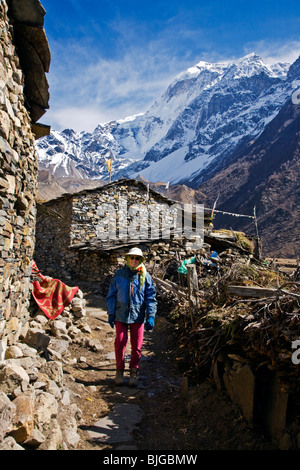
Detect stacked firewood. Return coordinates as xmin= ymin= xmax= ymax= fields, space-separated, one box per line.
xmin=153 ymin=249 xmax=300 ymax=383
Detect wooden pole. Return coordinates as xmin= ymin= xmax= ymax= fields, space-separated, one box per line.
xmin=187 ymin=264 xmax=198 ymax=328
xmin=253 ymin=206 xmax=261 ymax=260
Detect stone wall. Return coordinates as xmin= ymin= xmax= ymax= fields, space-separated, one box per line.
xmin=0 ymin=0 xmax=48 ymax=358
xmin=70 ymin=180 xmax=179 ymax=246
xmin=35 ymin=196 xmax=73 ymax=281
xmin=69 ymin=238 xmax=196 ymax=288
xmin=34 ymin=181 xmax=203 ymax=284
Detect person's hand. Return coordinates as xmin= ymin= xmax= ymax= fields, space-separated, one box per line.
xmin=108 ymin=316 xmax=115 ymax=328
xmin=145 ymin=317 xmax=155 ymax=331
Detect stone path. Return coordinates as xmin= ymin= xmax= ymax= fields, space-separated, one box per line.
xmin=72 ymin=301 xmax=186 ymax=450
xmin=87 ymin=403 xmax=144 ymax=449
xmin=71 ymin=304 xmax=158 ymax=449
xmin=71 ymin=298 xmax=274 ymax=451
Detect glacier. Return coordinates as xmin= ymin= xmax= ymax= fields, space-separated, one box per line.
xmin=36 ymin=52 xmax=297 ymax=188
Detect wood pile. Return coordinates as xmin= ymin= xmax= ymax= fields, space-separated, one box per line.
xmin=147 ymin=234 xmax=300 ymax=446
xmin=152 ymin=245 xmax=300 ymax=385
xmin=265 ymin=258 xmax=299 ymax=277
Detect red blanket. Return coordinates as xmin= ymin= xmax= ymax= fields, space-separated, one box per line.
xmin=31 ymin=261 xmax=79 ymax=320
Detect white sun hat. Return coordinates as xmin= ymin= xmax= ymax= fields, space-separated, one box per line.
xmin=125 ymin=247 xmax=145 ymax=261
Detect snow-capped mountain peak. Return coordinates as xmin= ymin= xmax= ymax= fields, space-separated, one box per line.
xmin=36 ymin=53 xmax=298 ymax=187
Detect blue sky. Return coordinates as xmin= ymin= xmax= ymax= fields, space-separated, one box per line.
xmin=40 ymin=0 xmax=300 ymax=132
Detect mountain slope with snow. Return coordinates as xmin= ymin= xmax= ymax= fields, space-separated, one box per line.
xmin=36 ymin=53 xmax=298 ymax=186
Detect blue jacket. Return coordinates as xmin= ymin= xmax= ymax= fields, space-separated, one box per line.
xmin=106 ymin=265 xmax=157 ymax=324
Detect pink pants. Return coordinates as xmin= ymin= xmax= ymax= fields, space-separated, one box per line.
xmin=115 ymin=321 xmax=144 ymax=370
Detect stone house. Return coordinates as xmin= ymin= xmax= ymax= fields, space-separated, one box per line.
xmin=0 ymin=0 xmax=50 ymax=358
xmin=34 ymin=179 xmax=208 ymax=284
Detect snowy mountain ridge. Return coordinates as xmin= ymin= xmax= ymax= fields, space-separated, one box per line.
xmin=36 ymin=53 xmax=297 ymax=187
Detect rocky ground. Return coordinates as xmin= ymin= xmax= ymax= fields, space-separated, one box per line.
xmin=0 ymin=283 xmax=277 ymax=452
xmin=62 ymin=288 xmax=275 ymax=451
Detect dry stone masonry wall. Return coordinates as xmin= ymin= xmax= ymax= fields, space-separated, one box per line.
xmin=34 ymin=181 xmax=202 ymax=284
xmin=0 ymin=2 xmax=88 ymax=449
xmin=0 ymin=0 xmax=38 ymax=355
xmin=70 ymin=181 xmax=176 ymax=246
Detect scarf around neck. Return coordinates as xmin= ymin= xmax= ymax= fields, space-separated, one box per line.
xmin=126 ymin=258 xmax=147 ymax=291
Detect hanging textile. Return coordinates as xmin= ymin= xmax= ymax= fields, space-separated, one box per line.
xmin=31 ymin=261 xmax=79 ymax=320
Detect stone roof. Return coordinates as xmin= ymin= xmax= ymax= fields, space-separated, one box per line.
xmin=39 ymin=179 xmax=213 ymax=227
xmin=6 ymin=0 xmax=51 ymax=137
xmin=40 ymin=178 xmax=179 ymax=206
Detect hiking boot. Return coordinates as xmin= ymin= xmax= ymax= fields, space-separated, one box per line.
xmin=129 ymin=368 xmax=139 ymax=387
xmin=115 ymin=370 xmax=124 ymax=385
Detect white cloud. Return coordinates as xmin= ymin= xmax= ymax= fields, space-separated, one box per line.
xmin=243 ymin=40 xmax=300 ymax=64
xmin=45 ymin=38 xmax=191 ymax=131
xmin=42 ymin=106 xmax=111 ymax=133
xmin=45 ymin=61 xmax=176 ymax=131
xmin=44 ymin=28 xmax=300 ymax=133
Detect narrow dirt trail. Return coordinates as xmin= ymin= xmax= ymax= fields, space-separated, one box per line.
xmin=62 ymin=289 xmax=274 ymax=451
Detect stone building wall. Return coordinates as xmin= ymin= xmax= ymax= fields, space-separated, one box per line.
xmin=35 ymin=196 xmax=73 ymax=280
xmin=0 ymin=0 xmax=49 ymax=358
xmin=34 ymin=180 xmax=202 ymax=284
xmin=70 ymin=180 xmax=178 ymax=246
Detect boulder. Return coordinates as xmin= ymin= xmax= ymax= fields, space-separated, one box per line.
xmin=0 ymin=435 xmax=24 ymax=450
xmin=0 ymin=363 xmax=29 ymax=394
xmin=38 ymin=418 xmax=63 ymax=450
xmin=24 ymin=327 xmax=50 ymax=351
xmin=5 ymin=345 xmax=23 ymax=359
xmin=50 ymin=320 xmax=68 ymax=338
xmin=23 ymin=428 xmax=45 ymax=447
xmin=33 ymin=391 xmax=58 ymax=428
xmin=0 ymin=392 xmax=16 ymax=440
xmin=40 ymin=360 xmax=64 ymax=387
xmin=9 ymin=394 xmax=34 ymax=443
xmin=223 ymin=363 xmax=255 ymax=426
xmin=58 ymin=404 xmax=81 ymax=448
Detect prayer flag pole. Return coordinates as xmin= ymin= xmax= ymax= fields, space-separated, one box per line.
xmin=253 ymin=206 xmax=261 ymax=260
xmin=105 ymin=150 xmax=113 ymax=183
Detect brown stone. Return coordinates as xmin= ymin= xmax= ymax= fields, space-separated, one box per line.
xmin=0 ymin=0 xmax=50 ymax=373
xmin=9 ymin=394 xmax=34 ymax=443
xmin=264 ymin=373 xmax=289 ymax=440
xmin=223 ymin=363 xmax=255 ymax=426
xmin=0 ymin=109 xmax=10 ymax=140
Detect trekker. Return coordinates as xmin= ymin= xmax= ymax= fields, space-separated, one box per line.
xmin=106 ymin=247 xmax=157 ymax=386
